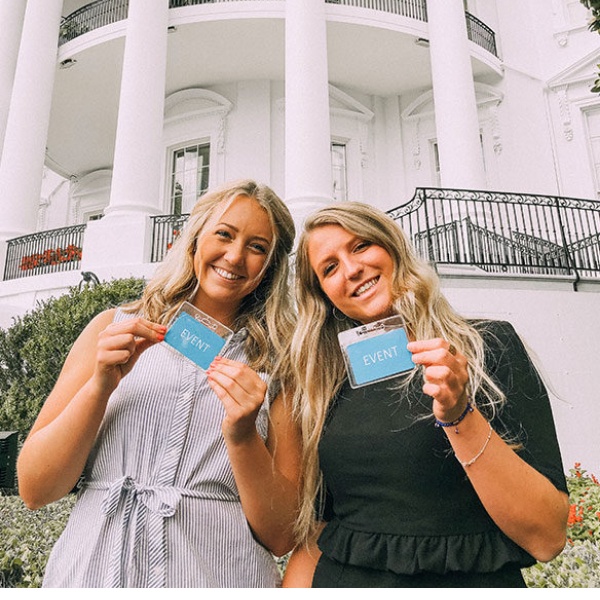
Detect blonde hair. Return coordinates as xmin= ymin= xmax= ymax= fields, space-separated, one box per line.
xmin=290 ymin=202 xmax=506 ymax=543
xmin=126 ymin=179 xmax=296 ymax=373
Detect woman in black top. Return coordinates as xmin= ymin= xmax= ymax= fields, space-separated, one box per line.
xmin=283 ymin=202 xmax=569 ymax=587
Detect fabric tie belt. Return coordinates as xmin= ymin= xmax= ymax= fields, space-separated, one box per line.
xmin=84 ymin=475 xmax=238 ymax=587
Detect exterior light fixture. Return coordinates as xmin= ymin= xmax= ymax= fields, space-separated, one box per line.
xmin=80 ymin=271 xmax=100 ymax=288
xmin=415 ymin=38 xmax=430 ymax=47
xmin=59 ymin=58 xmax=77 ymax=69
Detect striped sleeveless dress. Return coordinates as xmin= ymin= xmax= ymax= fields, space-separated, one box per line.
xmin=42 ymin=309 xmax=281 ymax=588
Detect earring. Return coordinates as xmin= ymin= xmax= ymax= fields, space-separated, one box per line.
xmin=332 ymin=307 xmax=347 ymax=322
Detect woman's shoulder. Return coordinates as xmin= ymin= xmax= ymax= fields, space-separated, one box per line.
xmin=86 ymin=308 xmax=118 ymax=330
xmin=469 ymin=319 xmax=521 ymax=349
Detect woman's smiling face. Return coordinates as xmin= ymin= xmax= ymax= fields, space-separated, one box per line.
xmin=191 ymin=194 xmax=273 ymax=324
xmin=307 ymin=224 xmax=395 ymax=324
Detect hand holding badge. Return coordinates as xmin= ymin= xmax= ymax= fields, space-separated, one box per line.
xmin=163 ymin=301 xmax=233 ymax=370
xmin=338 ymin=314 xmax=416 ymax=388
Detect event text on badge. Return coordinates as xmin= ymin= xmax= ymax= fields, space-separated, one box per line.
xmin=363 ymin=345 xmax=399 ymax=366
xmin=180 ymin=328 xmax=211 ymax=352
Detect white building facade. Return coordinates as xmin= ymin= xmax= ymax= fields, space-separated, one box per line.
xmin=0 ymin=0 xmax=599 ymax=471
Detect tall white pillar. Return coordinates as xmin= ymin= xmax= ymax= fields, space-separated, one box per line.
xmin=83 ymin=0 xmax=169 ymax=273
xmin=0 ymin=0 xmax=27 ymax=162
xmin=0 ymin=0 xmax=63 ymax=240
xmin=285 ymin=0 xmax=333 ymax=230
xmin=427 ymin=0 xmax=487 ymax=190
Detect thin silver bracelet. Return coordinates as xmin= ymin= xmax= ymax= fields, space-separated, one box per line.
xmin=456 ymin=421 xmax=493 ymax=468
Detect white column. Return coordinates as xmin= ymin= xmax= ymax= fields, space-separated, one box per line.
xmin=427 ymin=0 xmax=487 ymax=190
xmin=83 ymin=0 xmax=169 ymax=273
xmin=285 ymin=0 xmax=333 ymax=230
xmin=0 ymin=0 xmax=27 ymax=162
xmin=0 ymin=0 xmax=63 ymax=240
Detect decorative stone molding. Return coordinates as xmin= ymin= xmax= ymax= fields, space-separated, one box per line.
xmin=556 ymin=85 xmax=574 ymax=141
xmin=164 ymin=88 xmax=233 ymax=125
xmin=402 ymin=83 xmax=504 ymax=162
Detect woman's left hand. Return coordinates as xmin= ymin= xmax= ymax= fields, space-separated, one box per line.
xmin=206 ymin=356 xmax=267 ymax=445
xmin=407 ymin=338 xmax=470 ymax=422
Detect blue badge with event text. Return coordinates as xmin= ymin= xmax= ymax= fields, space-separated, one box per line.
xmin=338 ymin=315 xmax=415 ymax=388
xmin=163 ymin=302 xmax=233 ymax=370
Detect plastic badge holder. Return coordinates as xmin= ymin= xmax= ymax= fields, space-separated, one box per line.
xmin=163 ymin=301 xmax=233 ymax=370
xmin=338 ymin=314 xmax=416 ymax=388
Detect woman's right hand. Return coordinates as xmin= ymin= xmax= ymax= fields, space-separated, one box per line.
xmin=94 ymin=317 xmax=167 ymax=392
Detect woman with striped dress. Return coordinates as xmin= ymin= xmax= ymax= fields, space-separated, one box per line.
xmin=17 ymin=180 xmax=301 ymax=587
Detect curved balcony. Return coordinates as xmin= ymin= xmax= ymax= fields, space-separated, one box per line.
xmin=59 ymin=0 xmax=497 ymax=57
xmin=3 ymin=225 xmax=86 ymax=281
xmin=5 ymin=190 xmax=598 ymax=284
xmin=388 ymin=188 xmax=600 ymax=287
xmin=146 ymin=190 xmax=600 ymax=287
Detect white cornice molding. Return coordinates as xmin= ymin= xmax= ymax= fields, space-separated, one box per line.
xmin=401 ymin=83 xmax=504 ymax=121
xmin=547 ymin=48 xmax=600 ymax=89
xmin=164 ymin=88 xmax=233 ymax=125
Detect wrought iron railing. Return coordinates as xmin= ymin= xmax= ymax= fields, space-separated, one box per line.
xmin=465 ymin=12 xmax=497 ymax=57
xmin=6 ymin=191 xmax=598 ymax=282
xmin=58 ymin=0 xmax=497 ymax=57
xmin=387 ymin=188 xmax=600 ymax=284
xmin=325 ymin=0 xmax=427 ymax=21
xmin=150 ymin=214 xmax=190 ymax=263
xmin=3 ymin=225 xmax=86 ymax=281
xmin=169 ymin=0 xmax=283 ymax=6
xmin=59 ymin=0 xmax=129 ymax=44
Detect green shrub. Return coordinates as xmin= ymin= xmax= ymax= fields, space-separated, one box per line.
xmin=0 ymin=277 xmax=146 ymax=441
xmin=522 ymin=463 xmax=600 ymax=587
xmin=0 ymin=494 xmax=76 ymax=588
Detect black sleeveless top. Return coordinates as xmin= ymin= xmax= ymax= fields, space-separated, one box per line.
xmin=317 ymin=320 xmax=567 ymax=580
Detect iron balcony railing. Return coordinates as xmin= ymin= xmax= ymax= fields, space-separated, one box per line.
xmin=148 ymin=189 xmax=600 ymax=283
xmin=59 ymin=0 xmax=497 ymax=57
xmin=3 ymin=225 xmax=86 ymax=281
xmin=59 ymin=0 xmax=129 ymax=44
xmin=324 ymin=0 xmax=427 ymax=21
xmin=5 ymin=191 xmax=599 ymax=281
xmin=150 ymin=214 xmax=190 ymax=263
xmin=387 ymin=188 xmax=600 ymax=285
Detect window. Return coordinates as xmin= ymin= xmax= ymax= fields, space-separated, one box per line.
xmin=331 ymin=142 xmax=348 ymax=202
xmin=585 ymin=107 xmax=600 ymax=196
xmin=564 ymin=0 xmax=590 ymax=25
xmin=431 ymin=134 xmax=486 ymax=186
xmin=431 ymin=141 xmax=442 ymax=186
xmin=170 ymin=143 xmax=210 ymax=215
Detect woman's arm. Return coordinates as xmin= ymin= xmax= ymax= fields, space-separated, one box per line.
xmin=443 ymin=406 xmax=569 ymax=562
xmin=207 ymin=358 xmax=302 ymax=557
xmin=17 ymin=310 xmax=166 ymax=509
xmin=408 ymin=332 xmax=569 ymax=562
xmin=281 ymin=541 xmax=322 ymax=588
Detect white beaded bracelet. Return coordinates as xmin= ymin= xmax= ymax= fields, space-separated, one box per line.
xmin=456 ymin=421 xmax=493 ymax=468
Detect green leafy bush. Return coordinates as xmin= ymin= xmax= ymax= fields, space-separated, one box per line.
xmin=0 ymin=277 xmax=146 ymax=441
xmin=1 ymin=463 xmax=599 ymax=587
xmin=0 ymin=494 xmax=76 ymax=588
xmin=522 ymin=463 xmax=600 ymax=588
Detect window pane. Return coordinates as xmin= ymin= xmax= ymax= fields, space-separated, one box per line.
xmin=170 ymin=143 xmax=210 ymax=214
xmin=331 ymin=142 xmax=347 ymax=202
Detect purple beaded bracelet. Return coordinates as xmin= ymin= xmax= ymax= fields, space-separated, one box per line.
xmin=434 ymin=401 xmax=474 ymax=434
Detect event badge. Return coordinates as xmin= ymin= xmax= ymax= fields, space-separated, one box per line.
xmin=338 ymin=315 xmax=416 ymax=388
xmin=163 ymin=301 xmax=233 ymax=370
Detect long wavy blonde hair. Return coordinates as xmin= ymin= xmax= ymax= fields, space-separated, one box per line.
xmin=125 ymin=179 xmax=296 ymax=373
xmin=290 ymin=202 xmax=506 ymax=543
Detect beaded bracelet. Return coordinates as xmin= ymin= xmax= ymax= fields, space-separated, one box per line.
xmin=456 ymin=421 xmax=493 ymax=468
xmin=434 ymin=401 xmax=473 ymax=434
